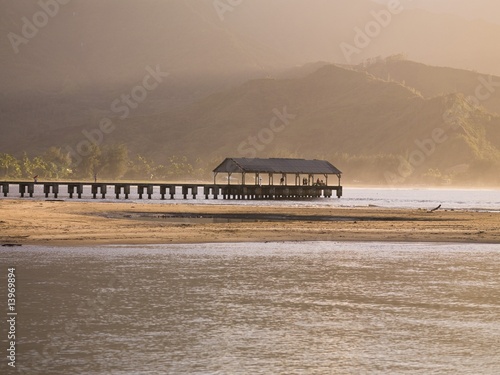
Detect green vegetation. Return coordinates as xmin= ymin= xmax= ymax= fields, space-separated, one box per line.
xmin=0 ymin=149 xmax=71 ymax=180
xmin=359 ymin=56 xmax=500 ymax=116
xmin=0 ymin=146 xmax=208 ymax=182
xmin=4 ymin=145 xmax=500 ymax=186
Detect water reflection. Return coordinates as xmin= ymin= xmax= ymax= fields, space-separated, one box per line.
xmin=1 ymin=242 xmax=499 ymax=374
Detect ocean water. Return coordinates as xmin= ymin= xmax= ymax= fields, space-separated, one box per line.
xmin=1 ymin=242 xmax=499 ymax=374
xmin=4 ymin=185 xmax=500 ymax=210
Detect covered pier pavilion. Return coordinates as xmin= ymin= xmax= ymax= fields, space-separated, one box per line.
xmin=212 ymin=158 xmax=343 ymax=199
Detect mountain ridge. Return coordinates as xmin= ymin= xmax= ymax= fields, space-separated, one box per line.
xmin=49 ymin=63 xmax=499 ymax=184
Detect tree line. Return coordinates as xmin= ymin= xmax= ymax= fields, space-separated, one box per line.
xmin=5 ymin=145 xmax=497 ymax=186
xmin=0 ymin=145 xmax=206 ymax=181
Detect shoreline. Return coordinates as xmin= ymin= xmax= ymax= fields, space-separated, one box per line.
xmin=1 ymin=199 xmax=500 ymax=247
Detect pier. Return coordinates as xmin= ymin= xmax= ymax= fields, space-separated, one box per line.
xmin=0 ymin=182 xmax=342 ymax=200
xmin=0 ymin=157 xmax=343 ymax=201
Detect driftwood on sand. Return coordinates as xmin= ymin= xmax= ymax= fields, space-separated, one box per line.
xmin=428 ymin=204 xmax=442 ymax=213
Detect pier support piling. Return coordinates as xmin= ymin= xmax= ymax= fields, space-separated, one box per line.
xmin=19 ymin=183 xmax=34 ymax=198
xmin=91 ymin=184 xmax=107 ymax=199
xmin=1 ymin=183 xmax=9 ymax=197
xmin=43 ymin=184 xmax=59 ymax=198
xmin=115 ymin=185 xmax=131 ymax=199
xmin=68 ymin=184 xmax=84 ymax=199
xmin=137 ymin=185 xmax=154 ymax=199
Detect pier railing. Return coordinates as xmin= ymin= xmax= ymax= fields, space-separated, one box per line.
xmin=0 ymin=182 xmax=342 ymax=200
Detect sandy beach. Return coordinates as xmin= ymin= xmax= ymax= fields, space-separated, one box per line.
xmin=1 ymin=199 xmax=500 ymax=246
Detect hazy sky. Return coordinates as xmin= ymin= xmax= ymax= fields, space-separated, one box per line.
xmin=372 ymin=0 xmax=500 ymax=24
xmin=3 ymin=0 xmax=500 ymax=95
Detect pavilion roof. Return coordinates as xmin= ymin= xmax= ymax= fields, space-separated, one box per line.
xmin=213 ymin=158 xmax=342 ymax=175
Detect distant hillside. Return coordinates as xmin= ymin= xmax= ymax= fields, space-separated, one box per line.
xmin=358 ymin=57 xmax=500 ymax=115
xmin=26 ymin=64 xmax=500 ymax=184
xmin=0 ymin=0 xmax=282 ymax=155
xmin=4 ymin=0 xmax=500 ymax=171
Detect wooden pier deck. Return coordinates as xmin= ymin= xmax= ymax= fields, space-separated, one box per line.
xmin=0 ymin=182 xmax=342 ymax=200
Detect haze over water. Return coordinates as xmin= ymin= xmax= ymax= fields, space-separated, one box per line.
xmin=1 ymin=242 xmax=499 ymax=374
xmin=5 ymin=185 xmax=500 ymax=211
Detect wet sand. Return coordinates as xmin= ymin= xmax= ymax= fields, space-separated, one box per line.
xmin=1 ymin=199 xmax=500 ymax=246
